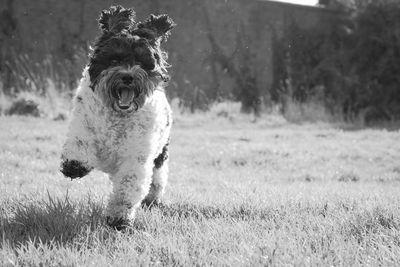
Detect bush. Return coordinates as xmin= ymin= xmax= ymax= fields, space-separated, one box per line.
xmin=6 ymin=97 xmax=41 ymax=117
xmin=273 ymin=0 xmax=400 ymax=122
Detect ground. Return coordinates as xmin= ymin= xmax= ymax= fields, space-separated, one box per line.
xmin=1 ymin=112 xmax=400 ymax=266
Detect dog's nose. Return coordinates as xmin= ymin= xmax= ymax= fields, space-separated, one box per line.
xmin=122 ymin=75 xmax=133 ymax=85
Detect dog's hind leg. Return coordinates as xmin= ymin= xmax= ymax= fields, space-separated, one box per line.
xmin=142 ymin=163 xmax=169 ymax=207
xmin=142 ymin=144 xmax=169 ymax=207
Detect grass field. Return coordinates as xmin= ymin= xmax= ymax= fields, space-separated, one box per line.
xmin=1 ymin=112 xmax=400 ymax=266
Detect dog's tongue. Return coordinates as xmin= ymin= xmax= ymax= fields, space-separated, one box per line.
xmin=118 ymin=88 xmax=131 ymax=106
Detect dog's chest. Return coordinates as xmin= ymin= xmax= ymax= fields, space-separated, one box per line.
xmin=90 ymin=107 xmax=159 ymax=172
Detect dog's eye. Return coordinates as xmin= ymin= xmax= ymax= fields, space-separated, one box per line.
xmin=110 ymin=59 xmax=120 ymax=65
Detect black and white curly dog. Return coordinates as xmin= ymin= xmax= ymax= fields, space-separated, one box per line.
xmin=60 ymin=6 xmax=175 ymax=229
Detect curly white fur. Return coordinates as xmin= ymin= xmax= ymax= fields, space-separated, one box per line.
xmin=61 ymin=67 xmax=171 ymax=223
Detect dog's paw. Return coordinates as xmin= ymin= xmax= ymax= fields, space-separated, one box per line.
xmin=60 ymin=159 xmax=93 ymax=179
xmin=141 ymin=198 xmax=163 ymax=209
xmin=106 ymin=216 xmax=131 ymax=231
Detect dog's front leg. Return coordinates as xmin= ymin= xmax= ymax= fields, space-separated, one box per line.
xmin=106 ymin=160 xmax=153 ymax=230
xmin=60 ymin=102 xmax=94 ymax=179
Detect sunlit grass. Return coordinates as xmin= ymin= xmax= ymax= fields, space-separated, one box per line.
xmin=1 ymin=115 xmax=400 ymax=265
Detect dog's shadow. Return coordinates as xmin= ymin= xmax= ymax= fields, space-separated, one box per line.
xmin=0 ymin=194 xmax=267 ymax=249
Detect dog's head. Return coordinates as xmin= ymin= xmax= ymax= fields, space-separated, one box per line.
xmin=88 ymin=6 xmax=175 ymax=113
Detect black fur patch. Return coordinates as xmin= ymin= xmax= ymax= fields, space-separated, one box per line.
xmin=88 ymin=6 xmax=175 ymax=87
xmin=154 ymin=143 xmax=169 ymax=169
xmin=99 ymin=6 xmax=135 ymax=33
xmin=166 ymin=108 xmax=171 ymax=127
xmin=134 ymin=14 xmax=176 ymax=43
xmin=60 ymin=159 xmax=93 ymax=179
xmin=88 ymin=36 xmax=158 ymax=84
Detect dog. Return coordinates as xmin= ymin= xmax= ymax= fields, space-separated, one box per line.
xmin=60 ymin=5 xmax=175 ymax=229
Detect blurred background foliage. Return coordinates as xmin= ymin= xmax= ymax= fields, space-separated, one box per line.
xmin=0 ymin=0 xmax=400 ymax=124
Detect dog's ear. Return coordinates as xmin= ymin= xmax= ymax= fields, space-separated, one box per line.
xmin=134 ymin=14 xmax=176 ymax=42
xmin=99 ymin=5 xmax=135 ymax=33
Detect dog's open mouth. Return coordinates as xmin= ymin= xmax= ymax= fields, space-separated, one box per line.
xmin=113 ymin=87 xmax=137 ymax=112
